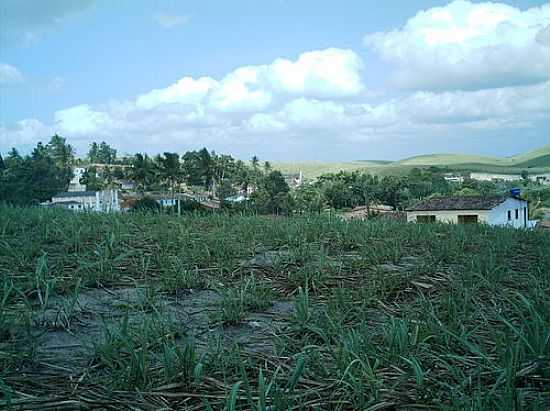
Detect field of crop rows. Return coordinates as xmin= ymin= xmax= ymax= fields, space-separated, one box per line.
xmin=1 ymin=206 xmax=549 ymax=410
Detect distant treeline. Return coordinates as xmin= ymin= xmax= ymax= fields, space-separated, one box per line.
xmin=0 ymin=136 xmax=291 ymax=214
xmin=2 ymin=136 xmax=549 ymax=216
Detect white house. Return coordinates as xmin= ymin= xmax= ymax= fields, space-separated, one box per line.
xmin=68 ymin=167 xmax=87 ymax=192
xmin=531 ymin=173 xmax=550 ymax=185
xmin=469 ymin=172 xmax=521 ymax=182
xmin=150 ymin=193 xmax=180 ymax=207
xmin=469 ymin=172 xmax=550 ymax=185
xmin=53 ymin=200 xmax=86 ymax=211
xmin=51 ymin=189 xmax=120 ymax=212
xmin=443 ymin=173 xmax=464 ymax=183
xmin=116 ymin=179 xmax=136 ymax=191
xmin=406 ymin=195 xmax=533 ymax=228
xmin=282 ymin=172 xmax=304 ymax=188
xmin=52 ymin=191 xmax=97 ymax=209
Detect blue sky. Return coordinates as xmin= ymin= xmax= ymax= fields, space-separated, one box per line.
xmin=1 ymin=0 xmax=549 ymax=160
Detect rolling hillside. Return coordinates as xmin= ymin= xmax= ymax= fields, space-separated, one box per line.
xmin=397 ymin=145 xmax=550 ymax=167
xmin=274 ymin=161 xmax=388 ymax=178
xmin=274 ymin=144 xmax=550 ymax=179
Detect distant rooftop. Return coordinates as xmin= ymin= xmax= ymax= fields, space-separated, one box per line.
xmin=407 ymin=196 xmax=524 ymax=212
xmin=54 ymin=200 xmax=82 ymax=206
xmin=53 ymin=191 xmax=96 ymax=198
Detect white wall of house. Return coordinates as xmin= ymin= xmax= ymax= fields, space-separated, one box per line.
xmin=68 ymin=167 xmax=87 ymax=192
xmin=156 ymin=198 xmax=177 ymax=207
xmin=470 ymin=172 xmax=520 ymax=182
xmin=52 ymin=194 xmax=96 ymax=209
xmin=407 ymin=210 xmax=490 ymax=224
xmin=407 ymin=197 xmax=530 ymax=228
xmin=66 ymin=203 xmax=84 ymax=211
xmin=53 ymin=190 xmax=121 ymax=212
xmin=531 ymin=174 xmax=550 ymax=185
xmin=444 ymin=176 xmax=464 ymax=183
xmin=469 ymin=172 xmax=550 ymax=185
xmin=487 ymin=197 xmax=528 ymax=228
xmin=96 ymin=189 xmax=120 ymax=212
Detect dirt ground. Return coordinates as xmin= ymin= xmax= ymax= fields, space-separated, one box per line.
xmin=34 ymin=285 xmax=295 ymax=369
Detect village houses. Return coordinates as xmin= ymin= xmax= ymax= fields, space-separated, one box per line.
xmin=406 ymin=192 xmax=533 ymax=228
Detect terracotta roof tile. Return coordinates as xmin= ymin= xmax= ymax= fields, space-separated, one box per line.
xmin=406 ymin=196 xmax=520 ymax=211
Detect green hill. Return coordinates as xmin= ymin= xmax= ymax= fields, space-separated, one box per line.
xmin=397 ymin=145 xmax=550 ymax=167
xmin=273 ymin=161 xmax=387 ymax=179
xmin=505 ymin=144 xmax=550 ymax=166
xmin=274 ymin=145 xmax=550 ymax=179
xmin=397 ymin=153 xmax=501 ymax=166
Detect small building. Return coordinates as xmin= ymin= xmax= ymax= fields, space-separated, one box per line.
xmin=469 ymin=172 xmax=550 ymax=185
xmin=52 ymin=191 xmax=97 ymax=209
xmin=51 ymin=189 xmax=120 ymax=212
xmin=150 ymin=193 xmax=180 ymax=207
xmin=531 ymin=173 xmax=550 ymax=185
xmin=53 ymin=200 xmax=86 ymax=211
xmin=341 ymin=204 xmax=395 ymax=220
xmin=406 ymin=195 xmax=532 ymax=228
xmin=116 ymin=179 xmax=136 ymax=191
xmin=68 ymin=167 xmax=87 ymax=192
xmin=283 ymin=172 xmax=304 ymax=188
xmin=224 ymin=194 xmax=248 ymax=203
xmin=469 ymin=172 xmax=521 ymax=182
xmin=443 ymin=174 xmax=464 ymax=183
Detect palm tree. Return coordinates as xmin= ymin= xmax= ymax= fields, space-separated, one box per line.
xmin=131 ymin=153 xmax=154 ymax=192
xmin=198 ymin=148 xmax=213 ymax=191
xmin=47 ymin=134 xmax=75 ymax=187
xmin=160 ymin=152 xmax=181 ymax=211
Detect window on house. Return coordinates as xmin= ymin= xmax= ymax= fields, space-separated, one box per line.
xmin=417 ymin=215 xmax=436 ymax=223
xmin=507 ymin=210 xmax=511 ymax=221
xmin=458 ymin=215 xmax=478 ymax=224
xmin=515 ymin=209 xmax=519 ymax=219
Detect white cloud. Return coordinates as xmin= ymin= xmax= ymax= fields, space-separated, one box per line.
xmin=136 ymin=48 xmax=364 ymax=113
xmin=243 ymin=98 xmax=347 ymax=133
xmin=268 ymin=48 xmax=364 ymax=97
xmin=242 ymin=81 xmax=550 ymax=134
xmin=537 ymin=23 xmax=550 ymax=46
xmin=54 ymin=104 xmax=112 ymax=135
xmin=2 ymin=45 xmax=549 ymax=158
xmin=209 ymin=66 xmax=273 ymax=112
xmin=245 ymin=113 xmax=287 ymax=133
xmin=280 ymin=98 xmax=347 ymax=127
xmin=0 ymin=63 xmax=24 ymax=84
xmin=364 ymin=0 xmax=550 ymax=91
xmin=0 ymin=119 xmax=50 ymax=149
xmin=154 ymin=13 xmax=190 ymax=29
xmin=401 ymin=81 xmax=550 ymax=125
xmin=136 ymin=76 xmax=217 ymax=109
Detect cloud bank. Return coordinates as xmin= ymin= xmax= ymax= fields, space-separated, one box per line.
xmin=1 ymin=1 xmax=549 ymax=158
xmin=364 ymin=0 xmax=550 ymax=91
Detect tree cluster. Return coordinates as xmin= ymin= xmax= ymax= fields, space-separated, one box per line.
xmin=291 ymin=167 xmax=514 ymax=213
xmin=0 ymin=136 xmax=74 ymax=205
xmin=1 ymin=137 xmax=292 ymax=214
xmin=6 ymin=136 xmax=545 ymax=216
